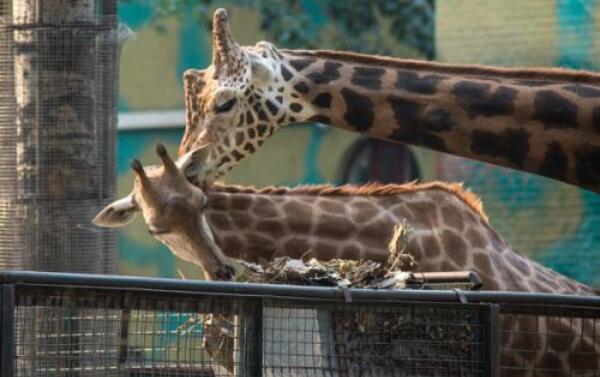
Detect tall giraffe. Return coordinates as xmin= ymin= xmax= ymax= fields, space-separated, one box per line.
xmin=180 ymin=8 xmax=600 ymax=192
xmin=94 ymin=144 xmax=599 ymax=376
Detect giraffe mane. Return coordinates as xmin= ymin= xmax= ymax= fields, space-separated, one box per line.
xmin=282 ymin=49 xmax=600 ymax=84
xmin=209 ymin=181 xmax=489 ymax=223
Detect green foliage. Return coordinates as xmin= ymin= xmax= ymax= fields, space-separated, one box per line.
xmin=121 ymin=0 xmax=434 ymax=58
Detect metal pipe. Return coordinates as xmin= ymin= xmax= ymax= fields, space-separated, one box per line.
xmin=1 ymin=270 xmax=599 ymax=307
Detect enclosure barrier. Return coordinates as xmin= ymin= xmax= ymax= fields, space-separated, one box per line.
xmin=0 ymin=271 xmax=598 ymax=377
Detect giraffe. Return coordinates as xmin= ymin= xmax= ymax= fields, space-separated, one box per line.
xmin=94 ymin=144 xmax=599 ymax=376
xmin=95 ymin=145 xmax=593 ymax=296
xmin=180 ymin=8 xmax=600 ymax=193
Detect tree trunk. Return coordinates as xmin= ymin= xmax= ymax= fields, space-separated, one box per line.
xmin=0 ymin=0 xmax=119 ymax=272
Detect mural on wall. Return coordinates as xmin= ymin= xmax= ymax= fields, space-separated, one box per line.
xmin=116 ymin=0 xmax=600 ymax=287
xmin=434 ymin=0 xmax=600 ymax=287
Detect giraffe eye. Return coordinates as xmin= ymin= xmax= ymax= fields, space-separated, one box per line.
xmin=215 ymin=98 xmax=237 ymax=113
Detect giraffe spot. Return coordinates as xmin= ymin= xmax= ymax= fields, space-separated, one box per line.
xmin=349 ymin=200 xmax=379 ymax=223
xmin=256 ymin=220 xmax=285 ymax=238
xmin=440 ymin=205 xmax=465 ymax=232
xmin=395 ymin=70 xmax=447 ymax=95
xmin=307 ymin=61 xmax=342 ymax=85
xmin=341 ymin=87 xmax=374 ymax=132
xmin=217 ymin=156 xmax=231 ymax=167
xmin=533 ymin=90 xmax=578 ymax=129
xmin=207 ymin=213 xmax=231 ymax=231
xmin=280 ymin=64 xmax=293 ymax=81
xmin=511 ymin=315 xmax=539 ymax=349
xmin=315 ymin=242 xmax=339 ymax=261
xmin=420 ymin=235 xmax=441 ymax=259
xmin=230 ymin=195 xmax=252 ymax=210
xmin=221 ymin=236 xmax=243 ymax=257
xmin=562 ymin=84 xmax=600 ymax=98
xmin=289 ymin=57 xmax=316 ymax=72
xmin=293 ymin=81 xmax=310 ymax=94
xmin=290 ymin=103 xmax=303 ymax=113
xmin=314 ymin=213 xmax=355 ymax=240
xmin=307 ymin=115 xmax=331 ymax=124
xmin=357 ymin=219 xmax=393 ymax=248
xmin=231 ymin=150 xmax=244 ymax=161
xmin=537 ymin=141 xmax=568 ymax=180
xmin=575 ymin=144 xmax=600 ymax=185
xmin=284 ymin=200 xmax=313 ymax=233
xmin=257 ymin=108 xmax=269 ymax=121
xmin=311 ymin=92 xmax=332 ymax=108
xmin=283 ymin=237 xmax=310 ymax=258
xmin=265 ymin=100 xmax=278 ymax=116
xmin=537 ymin=353 xmax=564 ymax=372
xmin=440 ymin=261 xmax=459 ymax=271
xmin=342 ymin=244 xmax=361 ymax=260
xmin=251 ymin=197 xmax=278 ymax=218
xmin=452 ymin=82 xmax=517 ymax=118
xmin=230 ymin=212 xmax=252 ymax=229
xmin=351 ymin=66 xmax=385 ymax=90
xmin=274 ymin=95 xmax=283 ymax=104
xmin=465 ymin=228 xmax=486 ymax=249
xmin=570 ymin=340 xmax=599 ymax=371
xmin=405 ymin=201 xmax=437 ymax=228
xmin=243 ymin=143 xmax=255 ymax=153
xmin=235 ymin=132 xmax=245 ymax=146
xmin=246 ymin=111 xmax=254 ymax=124
xmin=289 ymin=116 xmax=297 ymax=123
xmin=387 ymin=96 xmax=449 ymax=151
xmin=245 ymin=233 xmax=275 ymax=259
xmin=248 ymin=128 xmax=256 ymax=138
xmin=473 ymin=254 xmax=493 ymax=281
xmin=470 ymin=127 xmax=530 ymax=167
xmin=442 ymin=230 xmax=467 ymax=265
xmin=422 ymin=108 xmax=454 ymax=132
xmin=318 ymin=199 xmax=345 ymax=214
xmin=256 ymin=124 xmax=267 ymax=136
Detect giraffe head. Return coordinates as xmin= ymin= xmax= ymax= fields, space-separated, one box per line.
xmin=93 ymin=143 xmax=235 ymax=281
xmin=180 ymin=8 xmax=315 ymax=182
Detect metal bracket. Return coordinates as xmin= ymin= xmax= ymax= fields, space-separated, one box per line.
xmin=339 ymin=286 xmax=353 ymax=303
xmin=452 ymin=288 xmax=468 ymax=304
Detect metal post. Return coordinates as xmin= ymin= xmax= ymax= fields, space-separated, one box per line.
xmin=0 ymin=284 xmax=15 ymax=377
xmin=485 ymin=303 xmax=501 ymax=377
xmin=249 ymin=298 xmax=263 ymax=377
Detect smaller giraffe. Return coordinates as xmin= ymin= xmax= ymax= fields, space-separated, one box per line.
xmin=94 ymin=146 xmax=594 ymax=296
xmin=94 ymin=145 xmax=600 ymax=376
xmin=107 ymin=143 xmax=235 ymax=281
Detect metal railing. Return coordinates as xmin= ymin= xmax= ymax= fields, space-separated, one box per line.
xmin=0 ymin=270 xmax=598 ymax=377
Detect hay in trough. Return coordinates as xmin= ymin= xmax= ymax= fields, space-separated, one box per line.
xmin=235 ymin=222 xmax=416 ymax=288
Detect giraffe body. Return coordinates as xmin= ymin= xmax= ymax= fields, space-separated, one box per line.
xmin=94 ymin=147 xmax=599 ymax=376
xmin=180 ymin=9 xmax=600 ymax=193
xmin=204 ymin=182 xmax=595 ymax=296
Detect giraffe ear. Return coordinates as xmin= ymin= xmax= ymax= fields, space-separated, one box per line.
xmin=93 ymin=194 xmax=138 ymax=228
xmin=177 ymin=144 xmax=211 ymax=180
xmin=249 ymin=53 xmax=273 ymax=83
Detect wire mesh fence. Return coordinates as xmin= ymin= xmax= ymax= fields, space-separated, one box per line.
xmin=2 ymin=271 xmax=599 ymax=377
xmin=0 ymin=0 xmax=120 ymax=273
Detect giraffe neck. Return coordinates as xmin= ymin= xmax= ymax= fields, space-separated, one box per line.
xmin=276 ymin=49 xmax=600 ymax=192
xmin=204 ymin=182 xmax=595 ymax=294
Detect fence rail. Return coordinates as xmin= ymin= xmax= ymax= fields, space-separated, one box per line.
xmin=0 ymin=271 xmax=599 ymax=377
